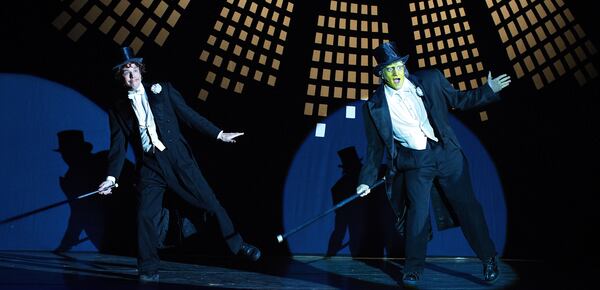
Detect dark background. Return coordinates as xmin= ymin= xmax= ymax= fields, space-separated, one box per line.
xmin=1 ymin=0 xmax=598 ymax=267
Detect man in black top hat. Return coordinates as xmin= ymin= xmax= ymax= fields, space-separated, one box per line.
xmin=356 ymin=41 xmax=510 ymax=286
xmin=97 ymin=47 xmax=261 ymax=282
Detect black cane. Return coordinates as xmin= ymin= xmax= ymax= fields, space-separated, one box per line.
xmin=276 ymin=178 xmax=385 ymax=243
xmin=0 ymin=183 xmax=118 ymax=225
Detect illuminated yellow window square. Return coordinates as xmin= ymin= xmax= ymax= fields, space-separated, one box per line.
xmin=207 ymin=35 xmax=217 ymax=46
xmin=312 ymin=50 xmax=320 ymax=62
xmin=100 ymin=16 xmax=116 ymax=34
xmin=347 ymin=71 xmax=356 ymax=83
xmin=279 ymin=30 xmax=287 ymax=41
xmin=465 ymin=64 xmax=473 ymax=73
xmin=322 ymin=69 xmax=331 ymax=81
xmin=205 ymin=71 xmax=216 ymax=84
xmin=199 ymin=50 xmax=210 ymax=62
xmin=234 ymin=82 xmax=244 ymax=93
xmin=320 ymin=86 xmax=329 ymax=97
xmin=360 ymin=89 xmax=369 ymax=100
xmin=212 ymin=55 xmax=223 ymax=67
xmin=220 ymin=7 xmax=230 ymax=18
xmin=232 ymin=11 xmax=241 ymax=23
xmin=318 ymin=104 xmax=328 ymax=116
xmin=227 ymin=60 xmax=237 ymax=72
xmin=334 ymin=87 xmax=343 ymax=98
xmin=52 ymin=11 xmax=71 ymax=30
xmin=272 ymin=58 xmax=280 ymax=70
xmin=324 ymin=51 xmax=333 ymax=63
xmin=348 ymin=54 xmax=357 ymax=65
xmin=304 ymin=102 xmax=314 ymax=115
xmin=198 ymin=89 xmax=209 ymax=101
xmin=454 ymin=66 xmax=463 ymax=76
xmin=513 ymin=62 xmax=525 ymax=78
xmin=245 ymin=50 xmax=255 ymax=61
xmin=335 ymin=70 xmax=344 ymax=82
xmin=220 ymin=77 xmax=230 ymax=89
xmin=254 ymin=70 xmax=263 ymax=81
xmin=84 ymin=5 xmax=102 ymax=24
xmin=347 ymin=88 xmax=356 ymax=99
xmin=258 ymin=54 xmax=267 ymax=65
xmin=268 ymin=75 xmax=276 ymax=86
xmin=263 ymin=39 xmax=272 ymax=50
xmin=267 ymin=25 xmax=275 ymax=36
xmin=233 ymin=45 xmax=242 ymax=56
xmin=219 ymin=39 xmax=230 ymax=51
xmin=307 ymin=84 xmax=316 ymax=96
xmin=336 ymin=53 xmax=344 ymax=64
xmin=240 ymin=65 xmax=250 ymax=76
xmin=226 ymin=25 xmax=235 ymax=36
xmin=239 ymin=30 xmax=248 ymax=41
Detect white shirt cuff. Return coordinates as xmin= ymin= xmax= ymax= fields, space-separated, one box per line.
xmin=106 ymin=176 xmax=116 ymax=184
xmin=217 ymin=130 xmax=224 ymax=140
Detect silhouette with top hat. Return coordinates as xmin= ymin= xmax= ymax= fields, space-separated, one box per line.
xmin=326 ymin=146 xmax=370 ymax=257
xmin=54 ymin=130 xmax=136 ymax=255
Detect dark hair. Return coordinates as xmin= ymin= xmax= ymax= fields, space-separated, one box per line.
xmin=114 ymin=61 xmax=146 ymax=80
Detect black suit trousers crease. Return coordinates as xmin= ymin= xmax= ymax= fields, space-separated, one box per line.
xmin=397 ymin=139 xmax=496 ymax=273
xmin=136 ymin=140 xmax=243 ymax=274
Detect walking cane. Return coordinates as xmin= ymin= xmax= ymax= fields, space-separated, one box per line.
xmin=276 ymin=178 xmax=385 ymax=243
xmin=0 ymin=183 xmax=118 ymax=225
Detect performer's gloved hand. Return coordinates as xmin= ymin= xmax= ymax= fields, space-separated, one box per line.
xmin=357 ymin=184 xmax=371 ymax=197
xmin=98 ymin=179 xmax=115 ymax=195
xmin=487 ymin=71 xmax=511 ymax=93
xmin=217 ymin=131 xmax=245 ymax=143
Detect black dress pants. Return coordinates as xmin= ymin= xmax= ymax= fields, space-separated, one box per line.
xmin=397 ymin=139 xmax=496 ymax=273
xmin=136 ymin=145 xmax=243 ymax=275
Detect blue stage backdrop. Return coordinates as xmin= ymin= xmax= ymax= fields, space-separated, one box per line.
xmin=0 ymin=73 xmax=135 ymax=251
xmin=283 ymin=101 xmax=506 ymax=257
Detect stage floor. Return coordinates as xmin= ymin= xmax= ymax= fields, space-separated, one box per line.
xmin=0 ymin=251 xmax=591 ymax=289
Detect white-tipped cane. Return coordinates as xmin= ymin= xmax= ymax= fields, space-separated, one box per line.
xmin=276 ymin=178 xmax=385 ymax=243
xmin=0 ymin=183 xmax=119 ymax=225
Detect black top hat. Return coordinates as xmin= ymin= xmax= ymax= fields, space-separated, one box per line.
xmin=373 ymin=41 xmax=409 ymax=76
xmin=54 ymin=130 xmax=93 ymax=153
xmin=337 ymin=146 xmax=362 ymax=170
xmin=112 ymin=47 xmax=143 ymax=71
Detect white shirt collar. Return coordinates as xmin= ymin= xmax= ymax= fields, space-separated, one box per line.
xmin=384 ymin=79 xmax=413 ymax=97
xmin=128 ymin=85 xmax=146 ymax=99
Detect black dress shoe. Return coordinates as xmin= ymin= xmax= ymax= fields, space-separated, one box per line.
xmin=483 ymin=256 xmax=500 ymax=283
xmin=237 ymin=242 xmax=261 ymax=261
xmin=402 ymin=272 xmax=420 ymax=286
xmin=139 ymin=273 xmax=159 ymax=283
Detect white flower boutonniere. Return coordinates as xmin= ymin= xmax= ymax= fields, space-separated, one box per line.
xmin=416 ymin=87 xmax=424 ymax=97
xmin=150 ymin=83 xmax=162 ymax=94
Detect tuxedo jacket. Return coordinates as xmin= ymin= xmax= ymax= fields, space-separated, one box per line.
xmin=106 ymin=81 xmax=221 ymax=180
xmin=359 ymin=69 xmax=500 ymax=231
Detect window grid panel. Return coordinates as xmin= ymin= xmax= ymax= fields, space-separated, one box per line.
xmin=304 ymin=0 xmax=389 ymax=120
xmin=485 ymin=0 xmax=598 ymax=89
xmin=196 ymin=0 xmax=295 ymax=99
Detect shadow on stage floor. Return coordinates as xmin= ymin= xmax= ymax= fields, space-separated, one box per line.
xmin=0 ymin=251 xmax=593 ymax=289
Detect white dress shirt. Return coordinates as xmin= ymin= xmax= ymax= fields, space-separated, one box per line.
xmin=127 ymin=85 xmax=166 ymax=153
xmin=384 ymin=79 xmax=438 ymax=150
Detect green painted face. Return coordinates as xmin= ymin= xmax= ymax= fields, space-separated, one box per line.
xmin=382 ymin=61 xmax=405 ymax=90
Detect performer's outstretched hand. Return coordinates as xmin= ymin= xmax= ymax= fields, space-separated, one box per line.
xmin=218 ymin=132 xmax=244 ymax=143
xmin=487 ymin=71 xmax=511 ymax=93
